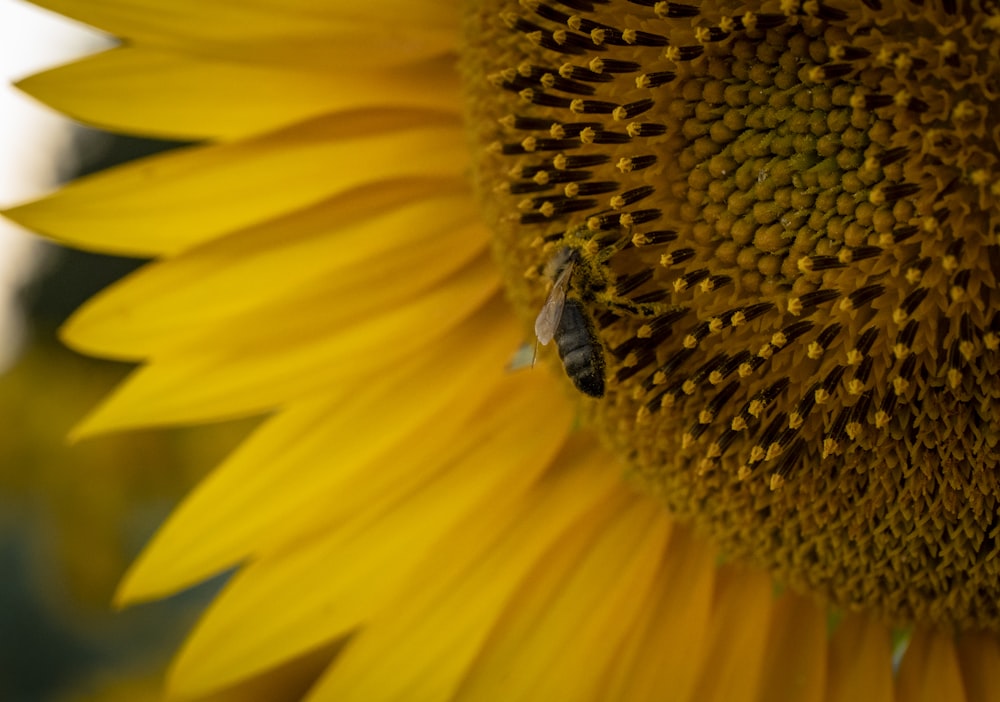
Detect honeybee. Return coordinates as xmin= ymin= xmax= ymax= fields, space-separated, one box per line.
xmin=535 ymin=246 xmax=607 ymax=398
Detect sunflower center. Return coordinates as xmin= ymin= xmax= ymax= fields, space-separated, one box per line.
xmin=461 ymin=0 xmax=1000 ymax=629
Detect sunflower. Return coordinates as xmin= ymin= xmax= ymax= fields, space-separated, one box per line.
xmin=7 ymin=0 xmax=1000 ymax=699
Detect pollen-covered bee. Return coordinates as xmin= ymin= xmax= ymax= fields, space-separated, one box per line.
xmin=533 ymin=223 xmax=678 ymax=398
xmin=535 ymin=246 xmax=606 ymax=397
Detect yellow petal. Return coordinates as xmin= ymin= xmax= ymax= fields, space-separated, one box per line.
xmin=896 ymin=629 xmax=967 ymax=702
xmin=30 ymin=0 xmax=458 ymax=69
xmin=956 ymin=631 xmax=1000 ymax=702
xmin=70 ymin=256 xmax=499 ymax=436
xmin=165 ymin=372 xmax=570 ymax=700
xmin=62 ymin=186 xmax=480 ymax=359
xmin=598 ymin=524 xmax=716 ymax=702
xmin=116 ymin=307 xmax=526 ymax=602
xmin=4 ymin=112 xmax=466 ymax=256
xmin=18 ymin=47 xmax=461 ymax=140
xmin=451 ymin=494 xmax=669 ymax=702
xmin=754 ymin=591 xmax=828 ymax=702
xmin=689 ymin=563 xmax=775 ymax=702
xmin=825 ymin=613 xmax=895 ymax=702
xmin=304 ymin=437 xmax=625 ymax=702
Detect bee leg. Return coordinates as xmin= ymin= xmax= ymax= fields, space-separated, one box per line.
xmin=596 ymin=293 xmax=680 ymax=319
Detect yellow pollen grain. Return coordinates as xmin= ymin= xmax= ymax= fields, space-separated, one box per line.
xmin=960 ymin=340 xmax=975 ymax=361
xmin=822 ymin=439 xmax=839 ymax=458
xmin=948 ymin=368 xmax=964 ymax=388
xmin=952 ymin=100 xmax=977 ymax=122
xmin=635 ymin=406 xmax=651 ymax=425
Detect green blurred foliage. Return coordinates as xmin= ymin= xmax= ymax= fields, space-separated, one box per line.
xmin=0 ymin=336 xmax=256 ymax=701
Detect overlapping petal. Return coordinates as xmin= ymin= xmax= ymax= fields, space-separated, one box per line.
xmin=599 ymin=526 xmax=716 ymax=701
xmin=71 ymin=257 xmax=499 ymax=434
xmin=30 ymin=0 xmax=459 ymax=69
xmin=166 ymin=370 xmax=572 ymax=699
xmin=18 ymin=47 xmax=461 ymax=140
xmin=896 ymin=630 xmax=966 ymax=702
xmin=61 ymin=184 xmax=480 ymax=360
xmin=5 ymin=112 xmax=466 ymax=256
xmin=825 ymin=615 xmax=895 ymax=702
xmin=117 ymin=304 xmax=530 ymax=601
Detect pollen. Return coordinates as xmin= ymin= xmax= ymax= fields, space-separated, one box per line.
xmin=463 ymin=0 xmax=1000 ymax=630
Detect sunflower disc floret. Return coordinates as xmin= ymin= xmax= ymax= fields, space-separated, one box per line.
xmin=463 ymin=0 xmax=1000 ymax=629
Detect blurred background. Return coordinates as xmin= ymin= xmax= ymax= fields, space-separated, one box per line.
xmin=1 ymin=2 xmax=252 ymax=698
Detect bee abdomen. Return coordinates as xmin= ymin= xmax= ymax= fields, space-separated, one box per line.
xmin=556 ymin=299 xmax=606 ymax=398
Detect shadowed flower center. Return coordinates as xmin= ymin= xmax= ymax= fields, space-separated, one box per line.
xmin=462 ymin=0 xmax=1000 ymax=629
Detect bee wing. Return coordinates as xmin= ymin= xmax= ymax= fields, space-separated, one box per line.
xmin=534 ymin=261 xmax=573 ymax=345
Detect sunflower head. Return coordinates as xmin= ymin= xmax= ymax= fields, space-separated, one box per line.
xmin=462 ymin=0 xmax=1000 ymax=629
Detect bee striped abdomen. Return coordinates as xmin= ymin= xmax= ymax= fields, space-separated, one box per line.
xmin=555 ymin=299 xmax=606 ymax=398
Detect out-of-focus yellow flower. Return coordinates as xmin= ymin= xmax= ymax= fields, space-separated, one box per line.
xmin=6 ymin=1 xmax=1000 ymax=700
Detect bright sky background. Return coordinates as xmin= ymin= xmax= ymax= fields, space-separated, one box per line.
xmin=0 ymin=0 xmax=109 ymax=370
